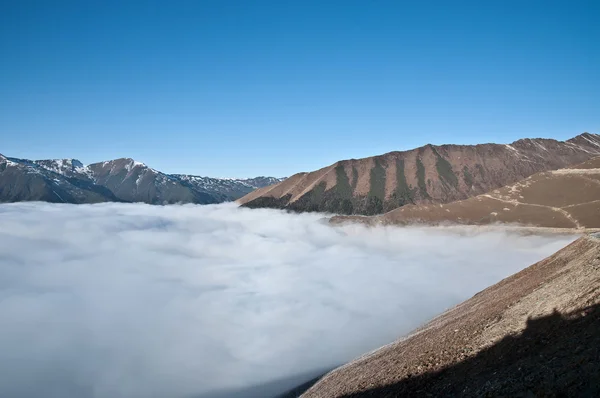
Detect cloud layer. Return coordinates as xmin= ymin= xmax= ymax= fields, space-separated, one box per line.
xmin=0 ymin=203 xmax=575 ymax=397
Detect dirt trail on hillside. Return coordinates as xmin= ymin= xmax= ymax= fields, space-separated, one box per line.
xmin=331 ymin=161 xmax=600 ymax=229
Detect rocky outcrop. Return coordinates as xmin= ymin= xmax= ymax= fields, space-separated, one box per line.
xmin=239 ymin=133 xmax=600 ymax=215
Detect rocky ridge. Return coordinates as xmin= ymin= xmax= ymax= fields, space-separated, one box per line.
xmin=331 ymin=156 xmax=600 ymax=229
xmin=0 ymin=155 xmax=283 ymax=204
xmin=239 ymin=133 xmax=600 ymax=215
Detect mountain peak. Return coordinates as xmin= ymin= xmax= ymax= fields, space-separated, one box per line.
xmin=569 ymin=131 xmax=599 ymax=139
xmin=88 ymin=158 xmax=149 ymax=174
xmin=579 ymin=132 xmax=600 ymax=140
xmin=33 ymin=158 xmax=89 ymax=177
xmin=566 ymin=132 xmax=600 ymax=149
xmin=113 ymin=158 xmax=147 ymax=169
xmin=70 ymin=159 xmax=84 ymax=168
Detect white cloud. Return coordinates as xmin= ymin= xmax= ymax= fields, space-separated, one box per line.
xmin=0 ymin=203 xmax=575 ymax=397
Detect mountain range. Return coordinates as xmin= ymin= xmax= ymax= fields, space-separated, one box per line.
xmin=239 ymin=133 xmax=600 ymax=215
xmin=0 ymin=155 xmax=284 ymax=204
xmin=4 ymin=138 xmax=600 ymax=398
xmin=331 ymin=156 xmax=600 ymax=229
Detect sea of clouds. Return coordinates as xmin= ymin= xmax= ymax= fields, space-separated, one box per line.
xmin=0 ymin=202 xmax=576 ymax=398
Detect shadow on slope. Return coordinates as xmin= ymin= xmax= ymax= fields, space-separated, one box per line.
xmin=341 ymin=304 xmax=600 ymax=397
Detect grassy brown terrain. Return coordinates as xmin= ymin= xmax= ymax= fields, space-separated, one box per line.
xmin=302 ymin=233 xmax=600 ymax=397
xmin=331 ymin=157 xmax=600 ymax=229
xmin=239 ymin=133 xmax=600 ymax=215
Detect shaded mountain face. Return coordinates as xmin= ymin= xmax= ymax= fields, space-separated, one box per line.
xmin=85 ymin=158 xmax=219 ymax=204
xmin=239 ymin=133 xmax=600 ymax=215
xmin=0 ymin=155 xmax=283 ymax=205
xmin=331 ymin=156 xmax=600 ymax=229
xmin=0 ymin=155 xmax=114 ymax=203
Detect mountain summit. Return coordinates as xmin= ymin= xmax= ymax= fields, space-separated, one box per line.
xmin=238 ymin=133 xmax=600 ymax=215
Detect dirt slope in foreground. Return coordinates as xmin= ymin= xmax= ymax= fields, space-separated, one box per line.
xmin=331 ymin=157 xmax=600 ymax=229
xmin=302 ymin=234 xmax=600 ymax=397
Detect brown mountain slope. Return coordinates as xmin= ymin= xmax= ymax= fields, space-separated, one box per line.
xmin=302 ymin=234 xmax=600 ymax=397
xmin=331 ymin=156 xmax=600 ymax=229
xmin=239 ymin=133 xmax=600 ymax=215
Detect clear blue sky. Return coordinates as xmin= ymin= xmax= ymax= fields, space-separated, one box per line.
xmin=1 ymin=1 xmax=598 ymax=177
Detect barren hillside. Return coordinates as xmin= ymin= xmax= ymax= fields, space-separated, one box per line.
xmin=302 ymin=233 xmax=600 ymax=397
xmin=239 ymin=133 xmax=600 ymax=215
xmin=331 ymin=156 xmax=600 ymax=228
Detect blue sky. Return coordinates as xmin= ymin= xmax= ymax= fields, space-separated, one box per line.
xmin=1 ymin=1 xmax=598 ymax=178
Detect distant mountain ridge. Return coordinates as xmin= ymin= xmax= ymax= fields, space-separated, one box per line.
xmin=0 ymin=155 xmax=284 ymax=204
xmin=239 ymin=133 xmax=600 ymax=215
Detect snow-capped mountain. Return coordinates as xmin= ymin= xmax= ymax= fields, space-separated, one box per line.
xmin=0 ymin=155 xmax=284 ymax=205
xmin=33 ymin=158 xmax=92 ymax=179
xmin=173 ymin=174 xmax=285 ymax=200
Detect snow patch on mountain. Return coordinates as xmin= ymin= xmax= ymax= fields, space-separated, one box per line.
xmin=124 ymin=158 xmax=147 ymax=172
xmin=2 ymin=153 xmax=284 ymax=204
xmin=34 ymin=158 xmax=95 ymax=180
